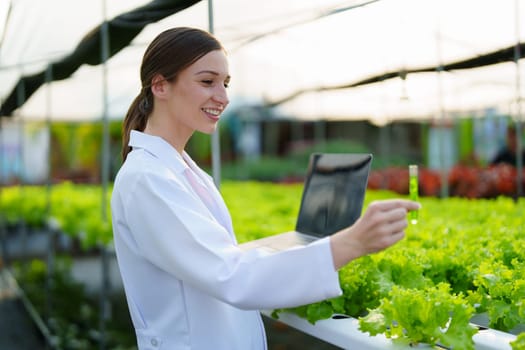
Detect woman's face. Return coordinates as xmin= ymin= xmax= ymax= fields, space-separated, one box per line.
xmin=165 ymin=49 xmax=230 ymax=136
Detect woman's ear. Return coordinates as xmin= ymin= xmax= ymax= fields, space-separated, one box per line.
xmin=150 ymin=74 xmax=168 ymax=99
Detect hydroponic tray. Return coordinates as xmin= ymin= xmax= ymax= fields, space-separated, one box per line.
xmin=261 ymin=310 xmax=517 ymax=350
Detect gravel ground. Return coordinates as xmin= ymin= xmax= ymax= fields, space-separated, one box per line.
xmin=0 ymin=269 xmax=47 ymax=350
xmin=264 ymin=316 xmax=343 ymax=350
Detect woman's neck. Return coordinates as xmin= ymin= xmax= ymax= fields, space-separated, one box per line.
xmin=144 ymin=112 xmax=192 ymax=154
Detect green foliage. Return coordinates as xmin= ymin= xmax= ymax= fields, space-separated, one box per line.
xmin=2 ymin=182 xmax=525 ymax=347
xmin=187 ymin=131 xmax=212 ymax=161
xmin=473 ymin=259 xmax=525 ymax=331
xmin=260 ymin=190 xmax=525 ymax=347
xmin=360 ymin=284 xmax=477 ymax=349
xmin=221 ymin=156 xmax=307 ymax=181
xmin=0 ymin=185 xmax=48 ymax=227
xmin=511 ymin=333 xmax=525 ymax=350
xmin=1 ymin=182 xmax=113 ymax=248
xmin=221 ymin=181 xmax=301 ymax=241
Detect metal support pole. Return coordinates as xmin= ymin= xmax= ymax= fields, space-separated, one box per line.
xmin=45 ymin=224 xmax=56 ymax=350
xmin=314 ymin=120 xmax=326 ymax=146
xmin=0 ymin=213 xmax=6 ymax=268
xmin=208 ymin=0 xmax=221 ymax=188
xmin=514 ymin=0 xmax=523 ymax=198
xmin=436 ymin=30 xmax=449 ymax=198
xmin=16 ymin=81 xmax=29 ymax=269
xmin=0 ymin=116 xmax=8 ymax=267
xmin=379 ymin=124 xmax=390 ymax=189
xmin=99 ymin=1 xmax=111 ymax=348
xmin=44 ymin=65 xmax=55 ymax=339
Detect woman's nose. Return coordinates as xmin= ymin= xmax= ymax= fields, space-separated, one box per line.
xmin=213 ymin=85 xmax=229 ymax=107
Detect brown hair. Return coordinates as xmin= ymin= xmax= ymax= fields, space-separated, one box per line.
xmin=121 ymin=27 xmax=223 ymax=161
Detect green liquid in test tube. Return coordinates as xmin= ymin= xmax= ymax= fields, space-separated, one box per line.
xmin=409 ymin=165 xmax=418 ymax=224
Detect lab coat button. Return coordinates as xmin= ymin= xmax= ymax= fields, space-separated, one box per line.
xmin=151 ymin=338 xmax=158 ymax=347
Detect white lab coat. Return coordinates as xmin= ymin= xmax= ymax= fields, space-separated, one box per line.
xmin=111 ymin=130 xmax=342 ymax=350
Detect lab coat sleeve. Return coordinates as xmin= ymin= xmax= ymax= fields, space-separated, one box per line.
xmin=119 ymin=169 xmax=342 ymax=310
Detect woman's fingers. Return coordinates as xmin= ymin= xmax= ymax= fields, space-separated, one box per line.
xmin=368 ymin=199 xmax=421 ymax=213
xmin=356 ymin=199 xmax=418 ymax=248
xmin=385 ymin=215 xmax=409 ymax=234
xmin=388 ymin=230 xmax=406 ymax=244
xmin=330 ymin=199 xmax=421 ymax=270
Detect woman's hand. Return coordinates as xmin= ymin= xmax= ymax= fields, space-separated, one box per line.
xmin=330 ymin=199 xmax=421 ymax=270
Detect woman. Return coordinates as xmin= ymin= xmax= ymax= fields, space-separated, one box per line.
xmin=111 ymin=27 xmax=420 ymax=350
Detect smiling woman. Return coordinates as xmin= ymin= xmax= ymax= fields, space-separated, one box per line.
xmin=110 ymin=26 xmax=419 ymax=350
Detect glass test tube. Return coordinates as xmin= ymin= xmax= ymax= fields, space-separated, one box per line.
xmin=409 ymin=165 xmax=418 ymax=224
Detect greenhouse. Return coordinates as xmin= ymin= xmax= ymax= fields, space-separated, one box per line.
xmin=1 ymin=0 xmax=525 ymax=349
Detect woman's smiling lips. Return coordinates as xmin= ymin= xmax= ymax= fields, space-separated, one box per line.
xmin=202 ymin=107 xmax=222 ymax=121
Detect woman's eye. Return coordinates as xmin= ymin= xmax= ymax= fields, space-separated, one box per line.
xmin=201 ymin=79 xmax=229 ymax=88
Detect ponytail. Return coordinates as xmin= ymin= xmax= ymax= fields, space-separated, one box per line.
xmin=121 ymin=88 xmax=152 ymax=161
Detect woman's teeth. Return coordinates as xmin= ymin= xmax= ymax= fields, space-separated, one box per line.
xmin=202 ymin=108 xmax=221 ymax=116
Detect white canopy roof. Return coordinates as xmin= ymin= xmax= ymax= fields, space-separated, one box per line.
xmin=1 ymin=0 xmax=524 ymax=124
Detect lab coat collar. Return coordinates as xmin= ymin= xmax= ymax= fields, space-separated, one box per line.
xmin=128 ymin=130 xmax=235 ymax=238
xmin=129 ymin=130 xmax=188 ymax=175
